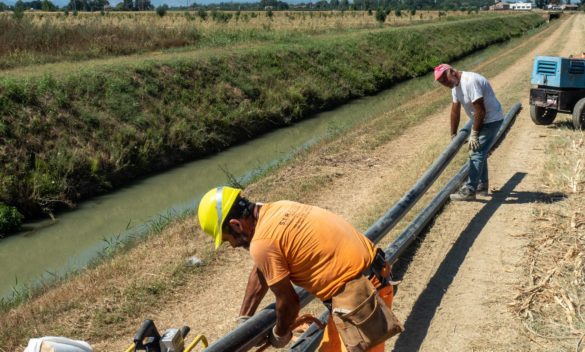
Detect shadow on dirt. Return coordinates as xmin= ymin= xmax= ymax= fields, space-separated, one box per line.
xmin=390 ymin=172 xmax=565 ymax=352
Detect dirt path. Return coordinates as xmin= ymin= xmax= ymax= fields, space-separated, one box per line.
xmin=90 ymin=14 xmax=583 ymax=351
xmin=388 ymin=13 xmax=584 ymax=352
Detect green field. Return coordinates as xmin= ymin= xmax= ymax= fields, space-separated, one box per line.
xmin=0 ymin=10 xmax=493 ymax=70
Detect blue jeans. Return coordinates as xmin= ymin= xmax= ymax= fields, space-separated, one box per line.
xmin=465 ymin=120 xmax=502 ymax=191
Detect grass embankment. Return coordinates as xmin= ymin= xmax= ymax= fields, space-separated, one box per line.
xmin=0 ymin=15 xmax=558 ymax=350
xmin=513 ymin=126 xmax=585 ymax=350
xmin=0 ymin=13 xmax=544 ymax=233
xmin=0 ymin=10 xmax=491 ymax=70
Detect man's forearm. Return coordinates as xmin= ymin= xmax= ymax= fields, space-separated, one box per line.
xmin=472 ymin=98 xmax=486 ymax=131
xmin=274 ymin=294 xmax=299 ymax=336
xmin=472 ymin=111 xmax=485 ymax=131
xmin=239 ymin=267 xmax=269 ymax=317
xmin=450 ymin=103 xmax=461 ymax=136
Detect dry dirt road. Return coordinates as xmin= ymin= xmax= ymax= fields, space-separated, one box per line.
xmin=385 ymin=13 xmax=584 ymax=352
xmin=93 ymin=13 xmax=584 ymax=352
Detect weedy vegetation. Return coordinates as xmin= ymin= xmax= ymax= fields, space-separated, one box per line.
xmin=513 ymin=127 xmax=585 ymax=351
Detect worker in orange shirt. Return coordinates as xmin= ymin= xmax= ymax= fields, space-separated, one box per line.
xmin=198 ymin=187 xmax=403 ymax=351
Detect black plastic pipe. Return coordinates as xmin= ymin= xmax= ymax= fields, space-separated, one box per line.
xmin=289 ymin=102 xmax=521 ymax=352
xmin=363 ymin=117 xmax=473 ymax=244
xmin=204 ymin=103 xmax=520 ymax=352
xmin=384 ymin=102 xmax=520 ymax=261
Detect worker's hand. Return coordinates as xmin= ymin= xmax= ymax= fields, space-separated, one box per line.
xmin=468 ymin=130 xmax=480 ymax=151
xmin=235 ymin=316 xmax=251 ymax=326
xmin=268 ymin=326 xmax=292 ymax=348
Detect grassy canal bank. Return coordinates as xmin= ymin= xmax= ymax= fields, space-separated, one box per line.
xmin=0 ymin=13 xmax=544 ymax=234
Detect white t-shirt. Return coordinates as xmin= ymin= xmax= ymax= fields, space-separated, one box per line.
xmin=452 ymin=72 xmax=504 ymax=124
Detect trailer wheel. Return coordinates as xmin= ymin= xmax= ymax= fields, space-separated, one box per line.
xmin=530 ymin=105 xmax=557 ymax=125
xmin=573 ymin=98 xmax=585 ymax=130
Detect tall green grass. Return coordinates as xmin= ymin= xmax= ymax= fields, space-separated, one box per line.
xmin=0 ymin=14 xmax=545 ymax=227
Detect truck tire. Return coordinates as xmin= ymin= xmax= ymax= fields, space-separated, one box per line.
xmin=530 ymin=105 xmax=557 ymax=125
xmin=572 ymin=98 xmax=585 ymax=130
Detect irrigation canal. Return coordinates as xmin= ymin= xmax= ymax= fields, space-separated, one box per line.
xmin=0 ymin=75 xmax=436 ymax=299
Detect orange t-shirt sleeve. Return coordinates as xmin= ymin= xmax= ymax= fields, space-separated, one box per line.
xmin=251 ymin=239 xmax=290 ymax=286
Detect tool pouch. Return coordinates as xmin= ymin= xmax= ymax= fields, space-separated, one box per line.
xmin=331 ymin=276 xmax=403 ymax=352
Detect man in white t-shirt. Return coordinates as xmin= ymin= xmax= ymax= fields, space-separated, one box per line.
xmin=434 ymin=64 xmax=504 ymax=201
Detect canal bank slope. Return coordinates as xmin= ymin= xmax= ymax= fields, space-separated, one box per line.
xmin=0 ymin=14 xmax=543 ymax=229
xmin=1 ymin=13 xmax=579 ymax=351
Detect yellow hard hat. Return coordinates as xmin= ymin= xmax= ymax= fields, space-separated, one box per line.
xmin=198 ymin=186 xmax=241 ymax=249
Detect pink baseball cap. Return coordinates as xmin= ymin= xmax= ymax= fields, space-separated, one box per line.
xmin=434 ymin=64 xmax=452 ymax=81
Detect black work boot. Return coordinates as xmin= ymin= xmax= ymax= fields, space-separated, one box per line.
xmin=450 ymin=186 xmax=476 ymax=201
xmin=476 ymin=182 xmax=489 ymax=196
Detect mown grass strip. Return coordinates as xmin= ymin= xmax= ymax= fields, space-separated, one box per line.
xmin=0 ymin=14 xmax=544 ymax=232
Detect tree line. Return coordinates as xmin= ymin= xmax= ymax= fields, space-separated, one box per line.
xmin=0 ymin=0 xmax=153 ymax=11
xmin=0 ymin=0 xmax=579 ymax=16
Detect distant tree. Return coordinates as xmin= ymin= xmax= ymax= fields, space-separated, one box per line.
xmin=134 ymin=0 xmax=153 ymax=11
xmin=340 ymin=0 xmax=349 ymax=9
xmin=260 ymin=0 xmax=276 ymax=8
xmin=67 ymin=0 xmax=82 ymax=11
xmin=197 ymin=7 xmax=207 ymax=20
xmin=25 ymin=0 xmax=42 ymax=9
xmin=85 ymin=0 xmax=109 ymax=11
xmin=330 ymin=0 xmax=339 ymax=8
xmin=14 ymin=0 xmax=25 ymax=11
xmin=122 ymin=0 xmax=133 ymax=9
xmin=0 ymin=1 xmax=7 ymax=10
xmin=156 ymin=3 xmax=167 ymax=16
xmin=375 ymin=7 xmax=386 ymax=22
xmin=12 ymin=1 xmax=24 ymax=21
xmin=41 ymin=0 xmax=57 ymax=11
xmin=534 ymin=0 xmax=546 ymax=8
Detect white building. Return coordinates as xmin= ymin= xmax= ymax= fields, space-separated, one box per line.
xmin=510 ymin=2 xmax=533 ymax=10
